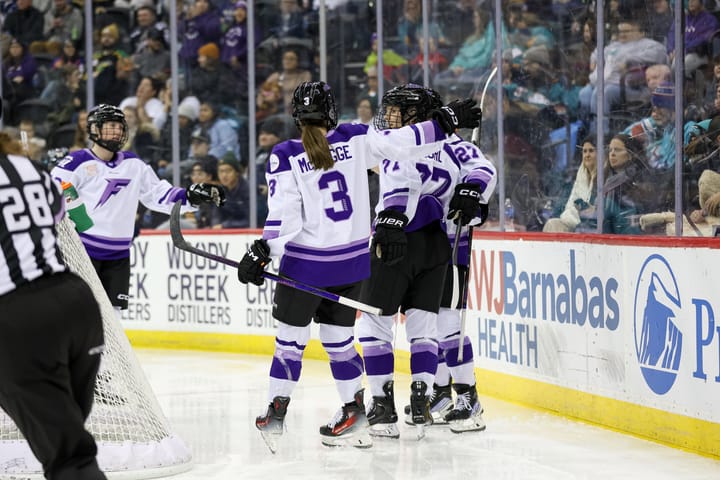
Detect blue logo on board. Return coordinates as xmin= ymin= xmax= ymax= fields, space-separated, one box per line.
xmin=633 ymin=255 xmax=683 ymax=395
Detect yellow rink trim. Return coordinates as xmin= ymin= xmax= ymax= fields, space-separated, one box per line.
xmin=125 ymin=330 xmax=720 ymax=460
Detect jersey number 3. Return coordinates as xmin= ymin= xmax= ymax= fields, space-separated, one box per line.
xmin=319 ymin=171 xmax=353 ymax=221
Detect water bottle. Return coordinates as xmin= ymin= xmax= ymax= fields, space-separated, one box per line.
xmin=504 ymin=197 xmax=515 ymax=232
xmin=61 ymin=181 xmax=94 ymax=232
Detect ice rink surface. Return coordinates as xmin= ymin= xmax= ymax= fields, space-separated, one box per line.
xmin=137 ymin=349 xmax=720 ymax=480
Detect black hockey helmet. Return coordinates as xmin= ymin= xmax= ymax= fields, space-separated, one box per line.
xmin=375 ymin=83 xmax=443 ymax=129
xmin=87 ymin=104 xmax=129 ymax=153
xmin=291 ymin=81 xmax=338 ymax=130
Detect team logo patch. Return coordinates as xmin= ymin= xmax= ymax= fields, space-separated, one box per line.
xmin=633 ymin=254 xmax=682 ymax=395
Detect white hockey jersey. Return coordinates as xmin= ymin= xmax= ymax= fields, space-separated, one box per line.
xmin=263 ymin=120 xmax=450 ymax=287
xmin=51 ymin=149 xmax=195 ymax=260
xmin=378 ymin=133 xmax=497 ymax=233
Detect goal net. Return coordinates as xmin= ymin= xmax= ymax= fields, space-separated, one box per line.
xmin=0 ymin=218 xmax=192 ymax=479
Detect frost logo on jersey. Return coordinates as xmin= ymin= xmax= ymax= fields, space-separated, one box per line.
xmin=97 ymin=178 xmax=131 ymax=208
xmin=633 ymin=254 xmax=683 ymax=395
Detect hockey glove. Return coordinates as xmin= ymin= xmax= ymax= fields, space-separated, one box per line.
xmin=237 ymin=239 xmax=271 ymax=286
xmin=431 ymin=99 xmax=482 ymax=134
xmin=186 ymin=183 xmax=226 ymax=207
xmin=447 ymin=183 xmax=483 ymax=226
xmin=372 ymin=209 xmax=408 ymax=266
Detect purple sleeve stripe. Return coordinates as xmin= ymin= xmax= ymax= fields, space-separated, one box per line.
xmin=158 ymin=188 xmax=171 ymax=204
xmin=286 ymin=238 xmax=368 ymax=256
xmin=382 ymin=187 xmax=410 ymax=198
xmin=410 ymin=123 xmax=422 ymax=144
xmin=166 ymin=187 xmax=186 ymax=203
xmin=383 ymin=197 xmax=408 ymax=210
xmin=265 ymin=220 xmax=281 ymax=227
xmin=262 ymin=231 xmax=280 ymax=240
xmin=420 ymin=120 xmax=439 ymax=142
xmin=276 ymin=338 xmax=307 ymax=350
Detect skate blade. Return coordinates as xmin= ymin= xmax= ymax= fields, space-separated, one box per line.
xmin=404 ymin=413 xmax=447 ymax=426
xmin=415 ymin=424 xmax=426 ymax=441
xmin=368 ymin=423 xmax=400 ymax=439
xmin=449 ymin=416 xmax=487 ymax=434
xmin=259 ymin=430 xmax=282 ymax=454
xmin=321 ymin=429 xmax=374 ymax=449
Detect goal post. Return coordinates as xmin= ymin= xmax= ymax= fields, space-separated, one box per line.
xmin=0 ymin=218 xmax=193 ymax=479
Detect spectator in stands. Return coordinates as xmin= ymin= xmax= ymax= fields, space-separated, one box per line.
xmin=254 ymin=114 xmax=293 ymax=226
xmin=91 ymin=23 xmax=132 ymax=106
xmin=187 ymin=42 xmax=236 ymax=105
xmin=437 ymin=0 xmax=476 ymax=48
xmin=256 ymin=75 xmax=283 ymax=122
xmin=688 ymin=115 xmax=720 ymax=225
xmin=196 ymin=100 xmax=239 ymax=160
xmin=220 ymin=1 xmax=259 ymax=93
xmin=363 ymin=33 xmax=408 ymax=84
xmin=119 ymin=75 xmax=167 ymax=131
xmin=213 ymin=153 xmax=249 ymax=228
xmin=396 ymin=0 xmax=447 ymax=56
xmin=2 ymin=0 xmax=44 ymax=49
xmin=506 ymin=3 xmax=556 ymax=52
xmin=667 ymin=0 xmax=719 ymax=75
xmin=129 ymin=3 xmax=168 ymax=55
xmin=356 ymin=66 xmax=379 ymax=101
xmin=352 ymin=96 xmax=375 ymax=125
xmin=543 ymin=135 xmax=598 ymax=232
xmin=3 ymin=38 xmax=38 ymax=121
xmin=645 ymin=0 xmax=672 ymax=44
xmin=622 ymin=83 xmax=676 ymax=172
xmin=131 ymin=28 xmax=171 ymax=84
xmin=506 ymin=46 xmax=564 ymax=109
xmin=579 ymin=18 xmax=667 ymax=131
xmin=156 ymin=96 xmax=200 ymax=180
xmin=190 ymin=160 xmax=220 ymax=228
xmin=603 ymin=133 xmax=651 ymax=234
xmin=268 ymin=0 xmax=308 ymax=41
xmin=121 ymin=104 xmax=159 ymax=162
xmin=51 ymin=38 xmax=82 ymax=70
xmin=41 ymin=63 xmax=84 ymax=129
xmin=69 ymin=108 xmax=88 ymax=151
xmin=178 ymin=0 xmax=222 ymax=68
xmin=703 ymin=55 xmax=720 ymax=109
xmin=434 ymin=8 xmax=505 ymax=97
xmin=261 ymin=48 xmax=311 ymax=115
xmin=42 ymin=0 xmax=83 ymax=49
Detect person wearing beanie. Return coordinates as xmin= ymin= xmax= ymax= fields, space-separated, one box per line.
xmin=198 ymin=42 xmax=220 ymax=60
xmin=92 ymin=23 xmax=131 ymax=106
xmin=214 ymin=153 xmax=250 ymax=228
xmin=220 ymin=0 xmax=260 ymax=86
xmin=188 ymin=43 xmax=236 ymax=105
xmin=622 ymin=82 xmax=677 ymax=173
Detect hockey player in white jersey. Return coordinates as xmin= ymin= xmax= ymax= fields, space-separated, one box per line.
xmin=235 ymin=81 xmax=482 ymax=452
xmin=51 ymin=104 xmax=225 ymax=318
xmin=356 ymin=84 xmax=493 ymax=439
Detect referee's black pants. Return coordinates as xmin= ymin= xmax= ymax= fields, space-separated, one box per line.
xmin=0 ymin=272 xmax=106 ymax=480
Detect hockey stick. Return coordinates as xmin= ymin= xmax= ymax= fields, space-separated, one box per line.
xmin=169 ymin=201 xmax=382 ymax=315
xmin=449 ymin=217 xmax=462 ymax=309
xmin=456 ymin=68 xmax=492 ymax=362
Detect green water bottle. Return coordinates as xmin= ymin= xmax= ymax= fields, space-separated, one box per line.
xmin=61 ymin=181 xmax=94 ymax=232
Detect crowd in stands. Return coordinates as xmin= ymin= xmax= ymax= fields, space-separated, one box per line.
xmin=3 ymin=0 xmax=720 ymax=235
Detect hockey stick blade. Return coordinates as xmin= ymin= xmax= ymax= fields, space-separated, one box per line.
xmin=170 ymin=202 xmax=383 ymax=315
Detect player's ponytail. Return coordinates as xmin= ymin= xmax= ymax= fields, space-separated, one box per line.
xmin=300 ymin=123 xmax=334 ymax=171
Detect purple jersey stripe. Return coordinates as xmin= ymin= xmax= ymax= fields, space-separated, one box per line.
xmin=285 ymin=238 xmax=368 ymax=257
xmin=84 ymin=243 xmax=130 ymax=261
xmin=279 ymin=251 xmax=370 ymax=286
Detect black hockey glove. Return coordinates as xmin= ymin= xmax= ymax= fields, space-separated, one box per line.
xmin=372 ymin=209 xmax=408 ymax=266
xmin=186 ymin=183 xmax=226 ymax=207
xmin=237 ymin=239 xmax=271 ymax=286
xmin=447 ymin=183 xmax=483 ymax=226
xmin=431 ymin=99 xmax=482 ymax=134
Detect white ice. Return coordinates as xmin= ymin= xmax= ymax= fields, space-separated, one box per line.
xmin=137 ymin=349 xmax=720 ymax=480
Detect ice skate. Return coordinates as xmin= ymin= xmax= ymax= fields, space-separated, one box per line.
xmin=320 ymin=389 xmax=372 ymax=449
xmin=409 ymin=381 xmax=433 ymax=440
xmin=367 ymin=381 xmax=400 ymax=439
xmin=256 ymin=396 xmax=290 ymax=453
xmin=404 ymin=383 xmax=453 ymax=426
xmin=444 ymin=384 xmax=486 ymax=433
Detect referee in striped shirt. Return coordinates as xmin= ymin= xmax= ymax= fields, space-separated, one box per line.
xmin=0 ymin=100 xmax=107 ymax=480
